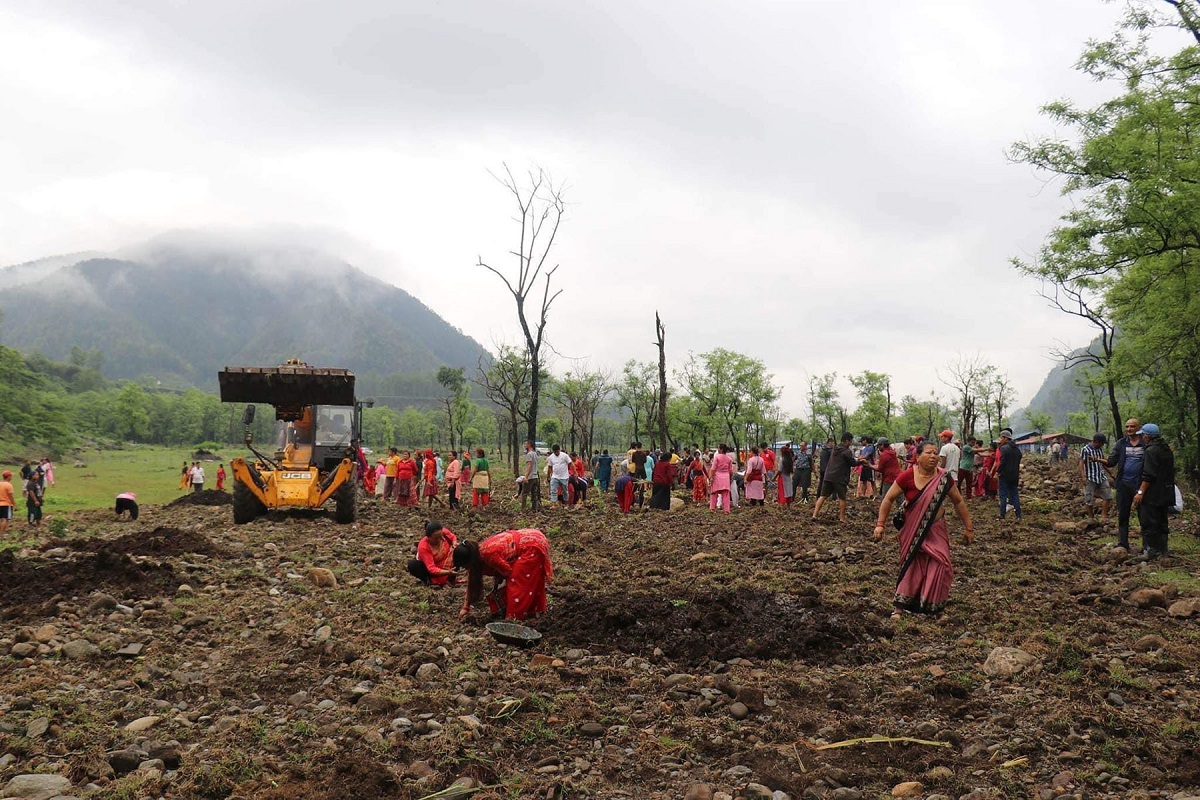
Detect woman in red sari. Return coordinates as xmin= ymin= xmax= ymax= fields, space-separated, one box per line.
xmin=689 ymin=454 xmax=708 ymax=504
xmin=395 ymin=450 xmax=418 ymax=506
xmin=422 ymin=449 xmax=442 ymax=507
xmin=872 ymin=442 xmax=973 ymax=618
xmin=454 ymin=529 xmax=552 ymax=621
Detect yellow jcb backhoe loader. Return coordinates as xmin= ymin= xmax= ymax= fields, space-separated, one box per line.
xmin=218 ymin=361 xmax=364 ymax=524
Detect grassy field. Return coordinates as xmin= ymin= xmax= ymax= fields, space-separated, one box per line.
xmin=32 ymin=446 xmax=235 ymax=513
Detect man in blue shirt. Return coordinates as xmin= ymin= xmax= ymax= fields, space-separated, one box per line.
xmin=1107 ymin=418 xmax=1145 ymax=550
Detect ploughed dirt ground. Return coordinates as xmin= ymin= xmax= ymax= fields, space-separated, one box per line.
xmin=1 ymin=460 xmax=1199 ymax=800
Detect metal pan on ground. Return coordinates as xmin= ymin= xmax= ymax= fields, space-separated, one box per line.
xmin=485 ymin=622 xmax=542 ymax=648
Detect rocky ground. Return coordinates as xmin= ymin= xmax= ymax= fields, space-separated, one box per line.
xmin=1 ymin=460 xmax=1199 ymax=800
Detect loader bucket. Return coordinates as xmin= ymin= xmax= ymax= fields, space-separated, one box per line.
xmin=218 ymin=366 xmax=356 ymax=407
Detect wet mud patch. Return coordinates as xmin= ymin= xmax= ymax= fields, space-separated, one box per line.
xmin=0 ymin=541 xmax=184 ymax=621
xmin=542 ymin=587 xmax=888 ymax=666
xmin=47 ymin=526 xmax=225 ymax=558
xmin=167 ymin=489 xmax=233 ymax=507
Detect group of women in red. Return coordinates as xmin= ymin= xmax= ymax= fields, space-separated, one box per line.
xmin=406 ymin=520 xmax=553 ymax=622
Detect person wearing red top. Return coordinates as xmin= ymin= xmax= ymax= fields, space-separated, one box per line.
xmin=455 ymin=528 xmax=553 ymax=621
xmin=871 ymin=437 xmax=902 ymax=496
xmin=215 ymin=464 xmax=226 ymax=492
xmin=407 ymin=521 xmax=459 ymax=586
xmin=760 ymin=443 xmax=777 ymax=497
xmin=422 ymin=449 xmax=443 ymax=507
xmin=873 ymin=442 xmax=974 ymax=618
xmin=395 ymin=451 xmax=418 ymax=506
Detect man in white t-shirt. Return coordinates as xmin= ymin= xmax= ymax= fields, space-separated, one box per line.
xmin=518 ymin=440 xmax=540 ymax=510
xmin=191 ymin=463 xmax=206 ymax=493
xmin=937 ymin=430 xmax=960 ymax=480
xmin=545 ymin=445 xmax=571 ymax=505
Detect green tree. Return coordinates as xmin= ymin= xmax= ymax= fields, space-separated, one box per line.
xmin=848 ymin=371 xmax=893 ymax=439
xmin=112 ymin=383 xmax=151 ymax=440
xmin=807 ymin=373 xmax=846 ymax=440
xmin=614 ymin=360 xmax=657 ymax=445
xmin=1010 ymin=2 xmax=1200 ymax=471
xmin=475 ymin=345 xmax=531 ymax=472
xmin=436 ymin=366 xmax=470 ymax=451
xmin=678 ymin=349 xmax=779 ymax=457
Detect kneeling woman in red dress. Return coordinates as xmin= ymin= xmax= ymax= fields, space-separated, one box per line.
xmin=454 ymin=529 xmax=552 ymax=621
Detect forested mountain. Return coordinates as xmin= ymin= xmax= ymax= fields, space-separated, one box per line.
xmin=0 ymin=234 xmax=490 ymax=388
xmin=1019 ymin=342 xmax=1094 ymax=429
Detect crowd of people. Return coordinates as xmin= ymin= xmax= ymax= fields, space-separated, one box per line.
xmin=178 ymin=460 xmax=225 ymax=493
xmin=0 ymin=459 xmax=54 ymax=532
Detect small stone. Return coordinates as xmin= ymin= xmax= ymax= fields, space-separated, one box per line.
xmin=928 ymin=664 xmax=946 ymax=678
xmin=529 ymin=654 xmax=555 ymax=669
xmin=313 ymin=625 xmax=332 ymax=643
xmin=287 ymin=691 xmax=310 ymax=707
xmin=33 ymin=625 xmax=56 ymax=643
xmin=10 ymin=643 xmax=36 ymax=658
xmin=61 ymin=639 xmax=98 ymax=660
xmin=25 ymin=718 xmax=50 ymax=738
xmin=1127 ymin=588 xmax=1167 ymax=608
xmin=1051 ymin=771 xmax=1074 ymax=790
xmin=915 ymin=721 xmax=939 ymax=737
xmin=124 ymin=715 xmax=162 ymax=732
xmin=1107 ymin=692 xmax=1125 ymax=707
xmin=982 ymin=646 xmax=1038 ymax=678
xmin=926 ymin=766 xmax=953 ymax=780
xmin=690 ymin=552 xmax=718 ymax=562
xmin=744 ymin=784 xmax=772 ymax=800
xmin=685 ymin=784 xmax=715 ymax=800
xmin=415 ymin=662 xmax=441 ymax=681
xmin=1167 ymin=598 xmax=1200 ymax=618
xmin=891 ymin=782 xmax=923 ymax=798
xmin=578 ymin=722 xmax=606 ymax=737
xmin=116 ymin=642 xmax=145 ymax=658
xmin=107 ymin=750 xmax=142 ymax=775
xmin=729 ymin=702 xmax=750 ymax=720
xmin=0 ymin=773 xmax=72 ymax=800
xmin=830 ymin=790 xmax=862 ymax=800
xmin=176 ymin=584 xmax=194 ymax=594
xmin=665 ymin=673 xmax=695 ymax=688
xmin=1133 ymin=634 xmax=1167 ymax=652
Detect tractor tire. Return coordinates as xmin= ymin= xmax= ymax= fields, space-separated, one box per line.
xmin=233 ymin=480 xmax=266 ymax=524
xmin=333 ymin=481 xmax=357 ymax=524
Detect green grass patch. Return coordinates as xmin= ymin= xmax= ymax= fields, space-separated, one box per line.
xmin=39 ymin=446 xmax=230 ymax=513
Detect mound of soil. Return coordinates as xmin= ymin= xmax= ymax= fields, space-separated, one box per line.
xmin=543 ymin=587 xmax=888 ymax=666
xmin=168 ymin=489 xmax=233 ymax=507
xmin=0 ymin=546 xmax=180 ymax=621
xmin=50 ymin=526 xmax=224 ymax=558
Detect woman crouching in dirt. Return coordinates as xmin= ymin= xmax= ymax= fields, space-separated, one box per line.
xmin=454 ymin=529 xmax=552 ymax=622
xmin=872 ymin=442 xmax=973 ymax=619
xmin=115 ymin=492 xmax=139 ymax=521
xmin=406 ymin=520 xmax=459 ymax=587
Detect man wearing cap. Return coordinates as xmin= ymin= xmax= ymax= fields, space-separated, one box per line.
xmin=1132 ymin=423 xmax=1175 ymax=559
xmin=812 ymin=432 xmax=857 ymax=523
xmin=0 ymin=470 xmax=14 ymax=535
xmin=1106 ymin=418 xmax=1145 ymax=550
xmin=991 ymin=428 xmax=1022 ymax=522
xmin=937 ymin=429 xmax=960 ymax=482
xmin=1079 ymin=434 xmax=1112 ymax=520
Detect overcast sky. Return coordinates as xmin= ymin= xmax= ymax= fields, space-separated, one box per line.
xmin=0 ymin=1 xmax=1168 ymax=418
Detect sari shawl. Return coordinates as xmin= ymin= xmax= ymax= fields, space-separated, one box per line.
xmin=894 ymin=468 xmax=954 ymax=615
xmin=479 ymin=529 xmax=553 ymax=620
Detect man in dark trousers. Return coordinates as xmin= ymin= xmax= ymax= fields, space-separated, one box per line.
xmin=1107 ymin=418 xmax=1145 ymax=550
xmin=1132 ymin=423 xmax=1175 ymax=560
xmin=812 ymin=432 xmax=857 ymax=523
xmin=993 ymin=428 xmax=1022 ymax=523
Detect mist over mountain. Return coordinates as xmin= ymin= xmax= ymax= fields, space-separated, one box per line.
xmin=0 ymin=232 xmax=490 ymax=388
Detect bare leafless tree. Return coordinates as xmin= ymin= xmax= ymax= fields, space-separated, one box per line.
xmin=655 ymin=312 xmax=669 ymax=450
xmin=477 ymin=164 xmax=567 ymax=490
xmin=940 ymin=354 xmax=993 ymax=438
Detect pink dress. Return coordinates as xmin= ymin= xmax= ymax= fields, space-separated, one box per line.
xmin=708 ymin=453 xmax=734 ymax=513
xmin=744 ymin=455 xmax=765 ymax=501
